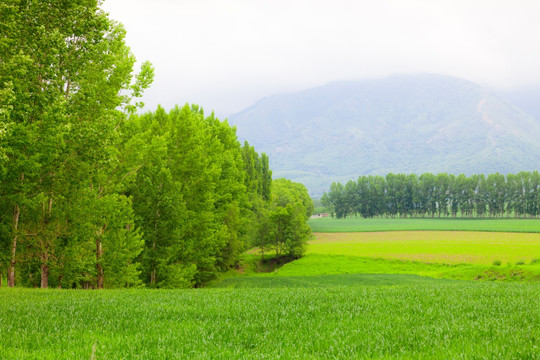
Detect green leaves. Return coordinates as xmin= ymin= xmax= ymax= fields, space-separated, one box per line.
xmin=323 ymin=171 xmax=540 ymax=219
xmin=0 ymin=0 xmax=306 ymax=289
xmin=126 ymin=61 xmax=155 ymax=114
xmin=0 ymin=0 xmax=153 ymax=288
xmin=128 ymin=106 xmax=263 ymax=287
xmin=260 ymin=179 xmax=313 ymax=258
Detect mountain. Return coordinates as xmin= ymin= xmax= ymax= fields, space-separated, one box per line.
xmin=495 ymin=85 xmax=540 ymax=121
xmin=228 ymin=74 xmax=540 ymax=196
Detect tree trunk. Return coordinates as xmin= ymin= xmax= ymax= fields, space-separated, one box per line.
xmin=96 ymin=237 xmax=104 ymax=289
xmin=275 ymin=231 xmax=279 ymax=257
xmin=39 ymin=197 xmax=53 ymax=288
xmin=8 ymin=204 xmax=20 ymax=287
xmin=150 ymin=241 xmax=156 ymax=286
xmin=96 ymin=223 xmax=107 ymax=289
xmin=40 ymin=263 xmax=49 ymax=288
xmin=40 ymin=240 xmax=49 ymax=289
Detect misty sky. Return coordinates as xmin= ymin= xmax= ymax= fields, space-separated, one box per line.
xmin=102 ymin=0 xmax=540 ymax=118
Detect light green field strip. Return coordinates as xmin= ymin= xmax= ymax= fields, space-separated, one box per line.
xmin=273 ymin=253 xmax=540 ymax=281
xmin=308 ymin=217 xmax=540 ymax=233
xmin=309 ymin=231 xmax=540 ymax=264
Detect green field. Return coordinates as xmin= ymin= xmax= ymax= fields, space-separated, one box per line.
xmin=2 ymin=281 xmax=540 ymax=359
xmin=310 ymin=231 xmax=540 ymax=264
xmin=308 ymin=216 xmax=540 ymax=233
xmin=269 ymin=254 xmax=540 ymax=281
xmin=246 ymin=229 xmax=540 ymax=282
xmin=3 ymin=218 xmax=540 ymax=359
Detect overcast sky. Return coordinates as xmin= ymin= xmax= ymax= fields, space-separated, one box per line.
xmin=102 ymin=0 xmax=540 ymax=118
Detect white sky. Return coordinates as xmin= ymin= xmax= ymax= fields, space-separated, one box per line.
xmin=102 ymin=0 xmax=540 ymax=118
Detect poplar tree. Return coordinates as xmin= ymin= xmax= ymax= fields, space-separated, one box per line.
xmin=0 ymin=0 xmax=152 ymax=288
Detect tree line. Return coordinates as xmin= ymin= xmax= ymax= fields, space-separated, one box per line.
xmin=321 ymin=172 xmax=540 ymax=219
xmin=0 ymin=0 xmax=312 ymax=289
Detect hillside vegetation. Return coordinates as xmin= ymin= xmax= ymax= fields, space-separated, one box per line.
xmin=230 ymin=75 xmax=540 ymax=195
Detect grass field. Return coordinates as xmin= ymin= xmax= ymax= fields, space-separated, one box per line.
xmin=2 ymin=281 xmax=540 ymax=359
xmin=270 ymin=254 xmax=540 ymax=281
xmin=309 ymin=231 xmax=540 ymax=265
xmin=308 ymin=216 xmax=540 ymax=233
xmin=3 ymin=218 xmax=540 ymax=359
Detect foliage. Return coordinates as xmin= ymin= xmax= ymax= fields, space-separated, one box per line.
xmin=229 ymin=75 xmax=540 ymax=196
xmin=256 ymin=179 xmax=313 ymax=258
xmin=0 ymin=0 xmax=293 ymax=289
xmin=322 ymin=171 xmax=540 ymax=219
xmin=0 ymin=0 xmax=157 ymax=289
xmin=126 ymin=106 xmax=273 ymax=287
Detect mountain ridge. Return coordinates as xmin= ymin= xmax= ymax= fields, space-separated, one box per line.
xmin=229 ymin=74 xmax=540 ymax=196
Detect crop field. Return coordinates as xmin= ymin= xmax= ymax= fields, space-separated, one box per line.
xmin=269 ymin=253 xmax=540 ymax=281
xmin=3 ymin=219 xmax=540 ymax=359
xmin=309 ymin=231 xmax=540 ymax=264
xmin=2 ymin=281 xmax=540 ymax=359
xmin=308 ymin=216 xmax=540 ymax=233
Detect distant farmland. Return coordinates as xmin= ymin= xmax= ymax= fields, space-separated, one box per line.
xmin=308 ymin=217 xmax=540 ymax=233
xmin=309 ymin=231 xmax=540 ymax=264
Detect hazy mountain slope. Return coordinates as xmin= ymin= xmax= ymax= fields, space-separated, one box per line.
xmin=495 ymin=85 xmax=540 ymax=121
xmin=229 ymin=74 xmax=540 ymax=196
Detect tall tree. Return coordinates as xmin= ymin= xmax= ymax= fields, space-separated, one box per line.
xmin=269 ymin=179 xmax=313 ymax=258
xmin=127 ymin=106 xmax=264 ymax=287
xmin=0 ymin=0 xmax=152 ymax=288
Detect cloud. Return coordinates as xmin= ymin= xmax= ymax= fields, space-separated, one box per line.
xmin=102 ymin=0 xmax=540 ymax=116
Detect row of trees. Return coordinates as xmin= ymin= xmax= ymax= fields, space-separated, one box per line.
xmin=321 ymin=172 xmax=540 ymax=219
xmin=0 ymin=0 xmax=150 ymax=289
xmin=0 ymin=1 xmax=312 ymax=288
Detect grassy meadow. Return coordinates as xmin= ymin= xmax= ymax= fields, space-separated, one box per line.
xmin=269 ymin=253 xmax=540 ymax=281
xmin=2 ymin=281 xmax=540 ymax=359
xmin=309 ymin=231 xmax=540 ymax=265
xmin=2 ymin=217 xmax=540 ymax=359
xmin=308 ymin=216 xmax=540 ymax=233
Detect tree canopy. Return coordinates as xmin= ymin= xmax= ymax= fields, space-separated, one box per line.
xmin=0 ymin=1 xmax=315 ymax=289
xmin=321 ymin=172 xmax=540 ymax=219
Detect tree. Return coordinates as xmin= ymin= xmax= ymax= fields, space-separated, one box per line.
xmin=419 ymin=173 xmax=437 ymax=217
xmin=485 ymin=173 xmax=507 ymax=217
xmin=240 ymin=142 xmax=274 ymax=261
xmin=322 ymin=182 xmax=346 ymax=218
xmin=435 ymin=173 xmax=450 ymax=217
xmin=0 ymin=0 xmax=152 ymax=288
xmin=269 ymin=179 xmax=313 ymax=258
xmin=127 ymin=106 xmax=264 ymax=287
